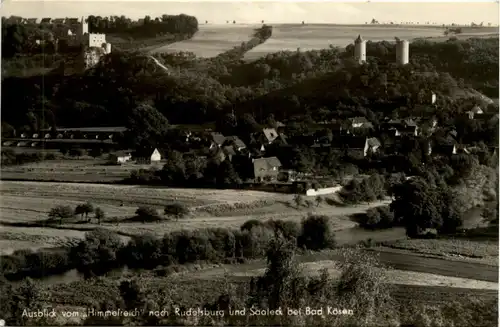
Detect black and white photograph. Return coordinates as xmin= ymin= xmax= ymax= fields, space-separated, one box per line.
xmin=0 ymin=0 xmax=499 ymax=326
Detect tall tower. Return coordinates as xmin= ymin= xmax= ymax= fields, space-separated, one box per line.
xmin=78 ymin=16 xmax=89 ymax=43
xmin=395 ymin=39 xmax=410 ymax=65
xmin=354 ymin=35 xmax=367 ymax=64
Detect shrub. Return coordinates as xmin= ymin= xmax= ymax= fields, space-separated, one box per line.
xmin=298 ymin=215 xmax=336 ymax=250
xmin=356 ymin=205 xmax=395 ymax=230
xmin=135 ymin=206 xmax=162 ymax=222
xmin=163 ymin=203 xmax=189 ymax=220
xmin=240 ymin=219 xmax=264 ymax=231
xmin=94 ymin=207 xmax=105 ymax=224
xmin=265 ymin=220 xmax=301 ymax=242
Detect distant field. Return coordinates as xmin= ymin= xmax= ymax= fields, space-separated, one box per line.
xmin=243 ymin=25 xmax=447 ymax=60
xmin=1 ymin=159 xmax=158 ymax=183
xmin=150 ymin=24 xmax=260 ymax=57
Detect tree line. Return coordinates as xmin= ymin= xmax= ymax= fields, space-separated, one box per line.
xmin=1 ymin=14 xmax=198 ymax=58
xmin=2 ymin=38 xmax=497 ymax=138
xmin=0 ymin=215 xmax=335 ymax=281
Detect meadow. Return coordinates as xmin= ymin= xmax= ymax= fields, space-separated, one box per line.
xmin=1 ymin=158 xmax=151 ymax=183
xmin=150 ymin=24 xmax=260 ymax=57
xmin=0 ymin=180 xmax=392 ymax=251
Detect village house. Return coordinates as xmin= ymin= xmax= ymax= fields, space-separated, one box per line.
xmin=432 ymin=143 xmax=457 ymax=156
xmin=262 ymin=128 xmax=279 ymax=144
xmin=223 ymin=136 xmax=246 ymax=151
xmin=134 ymin=148 xmax=163 ymax=164
xmin=332 ymin=136 xmax=381 ymax=158
xmin=465 ymin=105 xmax=484 ymax=119
xmin=252 ymin=156 xmax=282 ymax=183
xmin=275 ymin=121 xmax=286 ymax=134
xmin=23 ymin=18 xmax=38 ymax=24
xmin=222 ymin=145 xmax=237 ymax=161
xmin=384 ymin=118 xmax=419 ymax=137
xmin=347 ymin=117 xmax=374 ymax=134
xmin=209 ymin=132 xmax=226 ymax=149
xmin=109 ymin=150 xmax=133 ymax=164
xmin=52 ymin=18 xmax=65 ymax=24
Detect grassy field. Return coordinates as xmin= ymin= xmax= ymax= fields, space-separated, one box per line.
xmin=243 ymin=25 xmax=446 ymax=60
xmin=0 ymin=180 xmax=392 ymax=248
xmin=1 ymin=158 xmax=156 ymax=183
xmin=149 ymin=24 xmax=260 ymax=57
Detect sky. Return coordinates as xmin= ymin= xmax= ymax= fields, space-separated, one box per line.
xmin=2 ymin=1 xmax=499 ymax=25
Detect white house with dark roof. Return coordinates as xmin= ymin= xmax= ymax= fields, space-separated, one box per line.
xmin=109 ymin=150 xmax=132 ymax=164
xmin=262 ymin=128 xmax=279 ymax=144
xmin=252 ymin=156 xmax=282 ymax=182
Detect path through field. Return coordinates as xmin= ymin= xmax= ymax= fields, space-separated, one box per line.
xmin=150 ymin=24 xmax=260 ymax=57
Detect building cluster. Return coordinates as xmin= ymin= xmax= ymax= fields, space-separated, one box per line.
xmin=4 ymin=97 xmax=497 ymax=185
xmin=354 ymin=35 xmax=409 ymax=65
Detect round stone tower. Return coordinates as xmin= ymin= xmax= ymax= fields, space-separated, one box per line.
xmin=395 ymin=39 xmax=410 ymax=65
xmin=354 ymin=34 xmax=367 ymax=64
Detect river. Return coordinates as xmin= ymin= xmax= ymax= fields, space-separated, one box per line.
xmin=7 ymin=207 xmax=486 ymax=287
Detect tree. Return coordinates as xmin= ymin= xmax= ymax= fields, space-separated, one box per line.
xmin=70 ymin=229 xmax=123 ymax=277
xmin=216 ymin=160 xmax=241 ymax=186
xmin=293 ymin=194 xmax=304 ymax=208
xmin=81 ymin=202 xmax=94 ymax=220
xmin=164 ymin=203 xmax=189 ymax=221
xmin=127 ymin=103 xmax=170 ymax=148
xmin=249 ymin=237 xmax=304 ymax=310
xmin=74 ymin=204 xmax=86 ymax=220
xmin=298 ymin=215 xmax=336 ymax=250
xmin=336 ymin=249 xmax=396 ymax=326
xmin=390 ymin=177 xmax=443 ymax=237
xmin=94 ymin=207 xmax=105 ymax=224
xmin=48 ymin=205 xmax=73 ymax=224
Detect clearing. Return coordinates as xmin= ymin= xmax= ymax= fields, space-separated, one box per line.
xmin=150 ymin=24 xmax=260 ymax=57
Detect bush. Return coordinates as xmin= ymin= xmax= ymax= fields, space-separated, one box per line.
xmin=265 ymin=220 xmax=301 ymax=242
xmin=163 ymin=203 xmax=189 ymax=220
xmin=135 ymin=206 xmax=162 ymax=222
xmin=356 ymin=205 xmax=395 ymax=230
xmin=298 ymin=215 xmax=336 ymax=250
xmin=240 ymin=219 xmax=265 ymax=231
xmin=340 ymin=174 xmax=387 ymax=204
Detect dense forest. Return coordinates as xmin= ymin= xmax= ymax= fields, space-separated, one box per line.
xmin=2 ymin=37 xmax=498 ymax=136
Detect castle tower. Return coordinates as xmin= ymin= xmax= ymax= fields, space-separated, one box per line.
xmin=395 ymin=39 xmax=410 ymax=65
xmin=354 ymin=35 xmax=367 ymax=64
xmin=78 ymin=16 xmax=89 ymax=43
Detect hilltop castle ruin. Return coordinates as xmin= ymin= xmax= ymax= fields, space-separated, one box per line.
xmin=353 ymin=35 xmax=410 ymax=65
